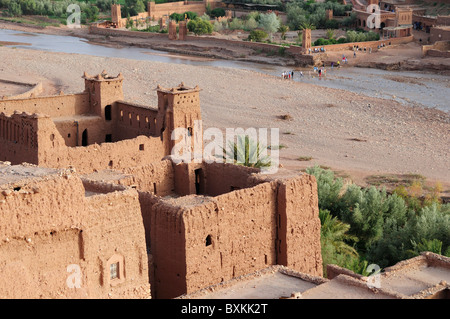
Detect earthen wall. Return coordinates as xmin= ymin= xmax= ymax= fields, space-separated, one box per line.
xmin=0 ymin=112 xmax=39 ymax=164
xmin=0 ymin=93 xmax=90 ymax=118
xmin=0 ymin=175 xmax=150 ymax=298
xmin=277 ymin=174 xmax=323 ymax=276
xmin=311 ymin=35 xmax=414 ymax=52
xmin=116 ymin=101 xmax=159 ymax=139
xmin=182 ymin=182 xmax=278 ymax=296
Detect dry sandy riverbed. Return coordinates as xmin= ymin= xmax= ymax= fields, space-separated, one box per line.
xmin=0 ymin=24 xmax=449 ymax=195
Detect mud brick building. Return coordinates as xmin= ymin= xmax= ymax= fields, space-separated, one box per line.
xmin=0 ymin=72 xmax=323 ymax=298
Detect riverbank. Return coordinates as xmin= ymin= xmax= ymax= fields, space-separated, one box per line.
xmin=0 ymin=44 xmax=449 ymax=197
xmin=1 ymin=20 xmax=450 ymax=73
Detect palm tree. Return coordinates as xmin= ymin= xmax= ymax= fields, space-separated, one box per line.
xmin=298 ymin=22 xmax=316 ymax=30
xmin=278 ymin=24 xmax=289 ymax=40
xmin=319 ymin=209 xmax=361 ymax=276
xmin=320 ymin=209 xmax=358 ymax=257
xmin=326 ymin=28 xmax=335 ymax=40
xmin=221 ymin=135 xmax=271 ymax=169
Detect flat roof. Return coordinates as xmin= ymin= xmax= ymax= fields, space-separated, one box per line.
xmin=0 ymin=163 xmax=60 ymax=188
xmin=301 ymin=275 xmax=399 ymax=299
xmin=179 ymin=266 xmax=326 ymax=299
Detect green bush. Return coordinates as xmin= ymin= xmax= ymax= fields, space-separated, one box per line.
xmin=184 ymin=11 xmax=197 ymax=20
xmin=314 ymin=37 xmax=330 ymax=46
xmin=169 ymin=12 xmax=183 ymax=22
xmin=324 ymin=19 xmax=339 ymax=29
xmin=307 ymin=165 xmax=450 ymax=270
xmin=210 ymin=7 xmax=225 ymax=18
xmin=247 ymin=29 xmax=268 ymax=42
xmin=187 ymin=18 xmax=213 ymax=35
xmin=306 ymin=165 xmax=343 ymax=212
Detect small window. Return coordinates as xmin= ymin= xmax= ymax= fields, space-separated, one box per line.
xmin=110 ymin=262 xmax=119 ymax=280
xmin=187 ymin=127 xmax=192 ymax=137
xmin=105 ymin=134 xmax=112 ymax=143
xmin=206 ymin=235 xmax=212 ymax=247
xmin=139 ymin=144 xmax=144 ymax=151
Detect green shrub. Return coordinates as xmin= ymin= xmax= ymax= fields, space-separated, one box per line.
xmin=210 ymin=7 xmax=225 ymax=18
xmin=324 ymin=19 xmax=339 ymax=29
xmin=307 ymin=165 xmax=449 ymax=270
xmin=170 ymin=12 xmax=183 ymax=22
xmin=187 ymin=18 xmax=213 ymax=35
xmin=306 ymin=165 xmax=343 ymax=213
xmin=247 ymin=29 xmax=268 ymax=42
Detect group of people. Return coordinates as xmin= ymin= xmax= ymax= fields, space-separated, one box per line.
xmin=281 ymin=70 xmax=305 ymax=80
xmin=282 ymin=70 xmax=295 ymax=79
xmin=308 ymin=47 xmax=326 ymax=54
xmin=313 ymin=66 xmax=326 ymax=77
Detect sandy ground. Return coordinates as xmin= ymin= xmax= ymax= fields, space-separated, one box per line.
xmin=0 ymin=22 xmax=449 ymax=194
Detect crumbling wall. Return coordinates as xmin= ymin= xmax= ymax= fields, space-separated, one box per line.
xmin=81 ymin=189 xmax=150 ymax=298
xmin=203 ymin=162 xmax=261 ymax=196
xmin=277 ymin=174 xmax=323 ymax=277
xmin=35 ymin=116 xmax=170 ymax=174
xmin=149 ymin=201 xmax=187 ymax=299
xmin=0 ymin=112 xmax=39 ymax=164
xmin=121 ymin=159 xmax=175 ymax=195
xmin=0 ymin=173 xmax=150 ymax=298
xmin=183 ymin=182 xmax=278 ymax=296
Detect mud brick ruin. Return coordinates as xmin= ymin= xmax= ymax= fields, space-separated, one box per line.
xmin=0 ymin=72 xmax=323 ymax=298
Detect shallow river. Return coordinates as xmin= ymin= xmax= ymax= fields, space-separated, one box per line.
xmin=1 ymin=28 xmax=449 ymax=112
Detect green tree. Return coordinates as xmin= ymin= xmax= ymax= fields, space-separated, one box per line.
xmin=305 ymin=165 xmax=343 ymax=213
xmin=183 ymin=11 xmax=197 ymax=20
xmin=187 ymin=18 xmax=213 ymax=35
xmin=210 ymin=7 xmax=225 ymax=18
xmin=125 ymin=0 xmax=145 ymax=16
xmin=248 ymin=29 xmax=268 ymax=42
xmin=244 ymin=17 xmax=258 ymax=31
xmin=326 ymin=28 xmax=335 ymax=40
xmin=6 ymin=1 xmax=22 ymax=16
xmin=410 ymin=238 xmax=443 ymax=255
xmin=258 ymin=12 xmax=280 ymax=41
xmin=126 ymin=14 xmax=134 ymax=29
xmin=170 ymin=12 xmax=183 ymax=22
xmin=228 ymin=17 xmax=244 ymax=30
xmin=278 ymin=24 xmax=289 ymax=40
xmin=19 ymin=0 xmax=36 ymax=15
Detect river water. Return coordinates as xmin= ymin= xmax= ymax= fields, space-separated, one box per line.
xmin=1 ymin=28 xmax=449 ymax=112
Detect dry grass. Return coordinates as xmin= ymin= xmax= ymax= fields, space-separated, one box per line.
xmin=297 ymin=156 xmax=313 ymax=161
xmin=277 ymin=114 xmax=293 ymax=121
